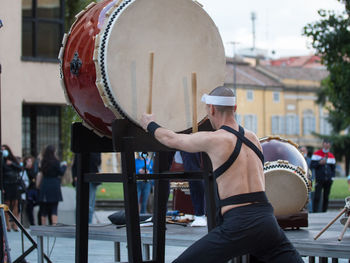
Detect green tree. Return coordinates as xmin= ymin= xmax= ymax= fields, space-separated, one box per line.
xmin=303 ymin=0 xmax=350 ymax=175
xmin=61 ymin=0 xmax=95 ymax=163
xmin=65 ymin=0 xmax=95 ymax=31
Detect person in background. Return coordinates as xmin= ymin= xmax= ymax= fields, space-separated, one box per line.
xmin=135 ymin=152 xmax=154 ymax=214
xmin=1 ymin=145 xmax=22 ymax=231
xmin=300 ymin=146 xmax=313 ymax=212
xmin=38 ymin=145 xmax=67 ymax=225
xmin=311 ymin=139 xmax=336 ymax=212
xmin=72 ymin=152 xmax=102 ymax=223
xmin=22 ymin=156 xmax=39 ymax=225
xmin=180 ymin=151 xmax=207 ymax=227
xmin=347 ymin=174 xmax=350 ymax=192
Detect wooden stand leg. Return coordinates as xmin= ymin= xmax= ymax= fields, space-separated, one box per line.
xmin=338 ymin=213 xmax=350 ymax=241
xmin=152 ymin=152 xmax=169 ymax=262
xmin=202 ymin=153 xmax=216 ymax=231
xmin=121 ymin=144 xmax=142 ymax=263
xmin=314 ymin=208 xmax=346 ymax=240
xmin=75 ymin=153 xmax=90 ymax=263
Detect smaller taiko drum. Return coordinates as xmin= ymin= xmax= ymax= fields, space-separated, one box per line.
xmin=260 ymin=136 xmax=311 ymax=216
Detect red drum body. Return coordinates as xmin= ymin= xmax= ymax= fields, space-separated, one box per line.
xmin=60 ymin=1 xmax=117 ymax=136
xmin=260 ymin=137 xmax=310 ymax=216
xmin=59 ymin=0 xmax=226 ymax=137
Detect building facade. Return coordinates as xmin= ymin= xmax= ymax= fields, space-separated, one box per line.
xmin=0 ymin=0 xmax=65 ymax=157
xmin=226 ymin=59 xmax=330 ymax=148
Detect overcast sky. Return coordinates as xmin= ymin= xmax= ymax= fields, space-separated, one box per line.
xmin=198 ymin=0 xmax=346 ymax=58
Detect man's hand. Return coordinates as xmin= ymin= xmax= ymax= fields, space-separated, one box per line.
xmin=319 ymin=158 xmax=327 ymax=165
xmin=141 ymin=113 xmax=155 ymax=130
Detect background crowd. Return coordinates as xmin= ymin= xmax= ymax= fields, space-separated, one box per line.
xmin=0 ymin=137 xmax=347 ymax=230
xmin=1 ymin=144 xmax=66 ymax=231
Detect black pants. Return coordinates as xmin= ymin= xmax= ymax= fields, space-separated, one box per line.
xmin=173 ymin=202 xmax=303 ymax=263
xmin=189 ymin=180 xmax=205 ymax=216
xmin=313 ymin=180 xmax=333 ymax=212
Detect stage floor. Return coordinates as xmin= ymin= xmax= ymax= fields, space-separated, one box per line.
xmin=30 ymin=211 xmax=350 ymax=262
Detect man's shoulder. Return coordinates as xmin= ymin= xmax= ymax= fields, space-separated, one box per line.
xmin=241 ymin=127 xmax=260 ymax=145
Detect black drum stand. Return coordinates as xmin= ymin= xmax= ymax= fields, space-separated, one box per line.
xmin=72 ymin=119 xmax=216 ymax=263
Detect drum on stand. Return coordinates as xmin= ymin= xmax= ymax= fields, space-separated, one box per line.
xmin=59 ymin=0 xmax=226 ymax=137
xmin=260 ymin=136 xmax=311 ymax=216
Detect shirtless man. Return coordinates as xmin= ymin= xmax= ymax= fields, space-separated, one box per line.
xmin=141 ymin=86 xmax=302 ymax=262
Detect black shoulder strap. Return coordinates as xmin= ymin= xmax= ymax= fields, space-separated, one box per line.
xmin=221 ymin=125 xmax=264 ymax=165
xmin=213 ymin=126 xmax=244 ymax=179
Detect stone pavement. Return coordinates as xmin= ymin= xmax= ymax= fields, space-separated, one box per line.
xmin=5 ymin=187 xmax=350 ymax=262
xmin=7 ymin=208 xmax=187 ymax=263
xmin=6 ymin=210 xmax=350 ymax=263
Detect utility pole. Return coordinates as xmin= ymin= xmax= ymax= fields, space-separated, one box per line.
xmin=251 ymin=12 xmax=256 ymax=51
xmin=227 ymin=41 xmax=239 ymax=96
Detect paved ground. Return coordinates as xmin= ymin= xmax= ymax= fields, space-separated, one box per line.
xmin=7 ymin=209 xmax=187 ymax=263
xmin=5 ymin=187 xmax=350 ymax=262
xmin=6 ymin=210 xmax=350 ymax=263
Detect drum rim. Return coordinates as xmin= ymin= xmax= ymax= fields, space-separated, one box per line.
xmin=260 ymin=135 xmax=309 ymax=173
xmin=95 ymin=0 xmax=133 ymax=122
xmin=260 ymin=136 xmax=300 ymax=151
xmin=264 ymin=160 xmax=311 ymax=192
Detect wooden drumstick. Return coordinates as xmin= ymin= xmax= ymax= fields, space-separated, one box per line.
xmin=147 ymin=52 xmax=154 ymax=114
xmin=192 ymin=72 xmax=198 ymax=133
xmin=338 ymin=213 xmax=350 ymax=241
xmin=314 ymin=207 xmax=346 ymax=240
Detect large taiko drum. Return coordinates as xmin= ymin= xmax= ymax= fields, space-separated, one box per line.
xmin=59 ymin=0 xmax=225 ymax=137
xmin=260 ymin=136 xmax=311 ymax=216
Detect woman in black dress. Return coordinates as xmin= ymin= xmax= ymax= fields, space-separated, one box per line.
xmin=38 ymin=145 xmax=66 ymax=225
xmin=1 ymin=144 xmax=22 ymax=231
xmin=23 ymin=156 xmax=39 ymax=225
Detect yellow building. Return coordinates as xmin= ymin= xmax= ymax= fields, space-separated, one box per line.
xmin=225 ymin=59 xmax=330 ymax=148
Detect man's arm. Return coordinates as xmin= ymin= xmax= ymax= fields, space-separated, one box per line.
xmin=154 ymin=127 xmax=212 ymax=153
xmin=141 ymin=113 xmax=213 ymax=153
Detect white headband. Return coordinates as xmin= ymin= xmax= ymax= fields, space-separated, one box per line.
xmin=201 ymin=94 xmax=236 ymax=106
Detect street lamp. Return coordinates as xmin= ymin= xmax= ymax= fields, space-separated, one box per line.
xmin=227 ymin=41 xmax=239 ymax=96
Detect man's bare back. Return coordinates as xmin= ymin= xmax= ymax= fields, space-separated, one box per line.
xmin=206 ymin=126 xmax=265 ymax=214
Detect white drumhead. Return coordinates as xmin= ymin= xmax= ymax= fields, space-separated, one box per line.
xmin=96 ymin=0 xmax=225 ymax=131
xmin=264 ymin=166 xmax=308 ymax=216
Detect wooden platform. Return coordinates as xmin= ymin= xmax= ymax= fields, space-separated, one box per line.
xmin=30 ymin=211 xmax=350 ymax=262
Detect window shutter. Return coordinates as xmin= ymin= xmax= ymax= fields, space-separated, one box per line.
xmin=253 ymin=115 xmax=257 ymax=134
xmin=271 ymin=116 xmax=278 ymax=134
xmin=295 ymin=116 xmax=300 ymax=135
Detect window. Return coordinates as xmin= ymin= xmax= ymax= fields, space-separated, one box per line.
xmin=271 ymin=115 xmax=284 ymax=135
xmin=303 ymin=110 xmax=316 ymax=135
xmin=22 ymin=0 xmax=64 ymax=61
xmin=273 ymin=91 xmax=280 ymax=102
xmin=22 ymin=104 xmax=62 ymax=157
xmin=246 ymin=90 xmax=254 ymax=101
xmin=285 ymin=114 xmax=300 ymax=135
xmin=235 ymin=113 xmax=242 ymax=125
xmin=244 ymin=114 xmax=257 ymax=133
xmin=320 ymin=115 xmax=332 ymax=135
